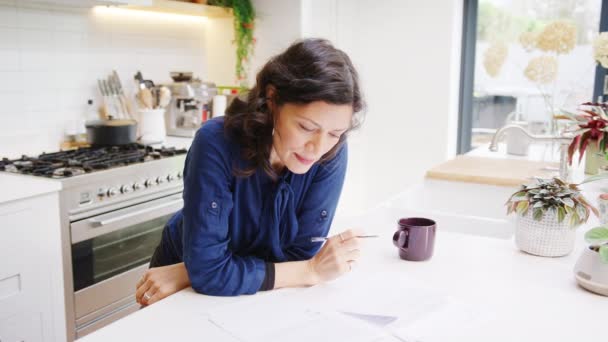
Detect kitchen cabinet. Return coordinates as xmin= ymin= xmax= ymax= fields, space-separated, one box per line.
xmin=19 ymin=0 xmax=151 ymax=7
xmin=122 ymin=0 xmax=232 ymax=18
xmin=18 ymin=0 xmax=233 ymax=18
xmin=0 ymin=192 xmax=65 ymax=342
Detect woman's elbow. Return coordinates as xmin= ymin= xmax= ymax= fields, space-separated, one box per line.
xmin=190 ymin=279 xmax=255 ymax=297
xmin=191 ymin=280 xmax=231 ymax=296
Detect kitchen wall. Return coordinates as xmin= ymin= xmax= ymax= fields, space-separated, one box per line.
xmin=248 ymin=0 xmax=303 ymax=86
xmin=0 ymin=0 xmax=234 ymax=158
xmin=0 ymin=0 xmax=464 ymax=219
xmin=300 ymin=0 xmax=464 ymax=216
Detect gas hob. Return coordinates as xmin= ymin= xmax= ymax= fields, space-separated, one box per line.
xmin=0 ymin=144 xmax=187 ymax=179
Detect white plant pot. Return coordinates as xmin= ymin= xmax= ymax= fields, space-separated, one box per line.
xmin=573 ymin=246 xmax=608 ymax=296
xmin=515 ymin=210 xmax=576 ymax=257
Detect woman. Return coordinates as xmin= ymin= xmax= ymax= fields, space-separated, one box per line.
xmin=136 ymin=38 xmax=365 ymax=305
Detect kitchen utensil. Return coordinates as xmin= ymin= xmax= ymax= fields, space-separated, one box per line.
xmin=138 ymin=88 xmax=154 ymax=110
xmin=97 ymin=79 xmax=114 ymax=118
xmin=133 ymin=71 xmax=155 ymax=89
xmin=85 ymin=118 xmax=137 ymax=146
xmin=106 ymin=79 xmax=127 ymax=119
xmin=153 ymin=87 xmax=160 ymax=108
xmin=134 ymin=71 xmax=145 ymax=89
xmin=99 ymin=78 xmax=124 ymax=119
xmin=110 ymin=70 xmax=134 ymax=120
xmin=143 ymin=79 xmax=155 ymax=89
xmin=393 ymin=217 xmax=436 ymax=261
xmin=158 ymin=86 xmax=171 ymax=108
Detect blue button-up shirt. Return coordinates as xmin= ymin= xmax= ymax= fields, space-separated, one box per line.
xmin=163 ymin=117 xmax=347 ymax=296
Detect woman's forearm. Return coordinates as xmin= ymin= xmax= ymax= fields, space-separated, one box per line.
xmin=273 ymin=260 xmax=319 ymax=289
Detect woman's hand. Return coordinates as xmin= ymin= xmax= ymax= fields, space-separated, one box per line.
xmin=135 ymin=262 xmax=191 ymax=306
xmin=308 ymin=229 xmax=363 ymax=284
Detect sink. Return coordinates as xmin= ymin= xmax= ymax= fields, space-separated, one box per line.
xmin=378 ymin=179 xmax=518 ymax=239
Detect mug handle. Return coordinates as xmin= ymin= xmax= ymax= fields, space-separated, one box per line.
xmin=392 ymin=229 xmax=409 ymax=249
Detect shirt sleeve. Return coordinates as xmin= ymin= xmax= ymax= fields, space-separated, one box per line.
xmin=284 ymin=143 xmax=348 ymax=261
xmin=181 ymin=126 xmax=266 ymax=296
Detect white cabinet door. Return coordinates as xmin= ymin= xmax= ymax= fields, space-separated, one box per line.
xmin=0 ymin=193 xmax=64 ymax=342
xmin=0 ymin=313 xmax=43 ymax=342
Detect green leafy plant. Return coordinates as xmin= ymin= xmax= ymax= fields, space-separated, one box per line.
xmin=208 ymin=0 xmax=255 ymax=85
xmin=506 ymin=177 xmax=599 ymax=227
xmin=584 ymin=227 xmax=608 ymax=263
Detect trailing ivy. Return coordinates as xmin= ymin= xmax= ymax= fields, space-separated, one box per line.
xmin=209 ymin=0 xmax=255 ymax=85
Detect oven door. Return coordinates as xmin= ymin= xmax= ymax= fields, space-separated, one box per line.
xmin=70 ymin=193 xmax=183 ymax=336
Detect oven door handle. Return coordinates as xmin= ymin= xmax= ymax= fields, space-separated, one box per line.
xmin=89 ymin=198 xmax=183 ymax=227
xmin=71 ymin=194 xmax=184 ymax=244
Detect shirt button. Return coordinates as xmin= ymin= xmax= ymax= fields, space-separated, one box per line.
xmin=211 ymin=201 xmax=218 ymax=209
xmin=321 ymin=210 xmax=328 ymax=217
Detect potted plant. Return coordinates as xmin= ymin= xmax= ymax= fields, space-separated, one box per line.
xmin=208 ymin=0 xmax=255 ymax=85
xmin=573 ymin=226 xmax=608 ymax=296
xmin=506 ymin=177 xmax=599 ymax=257
xmin=560 ymin=102 xmax=608 ymax=174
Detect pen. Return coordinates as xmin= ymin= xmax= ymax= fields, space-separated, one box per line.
xmin=310 ymin=235 xmax=379 ymax=242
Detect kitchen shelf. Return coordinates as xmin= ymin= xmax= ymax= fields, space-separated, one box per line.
xmin=122 ymin=0 xmax=232 ymax=18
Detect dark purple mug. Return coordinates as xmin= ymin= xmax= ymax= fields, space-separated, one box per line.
xmin=392 ymin=217 xmax=436 ymax=261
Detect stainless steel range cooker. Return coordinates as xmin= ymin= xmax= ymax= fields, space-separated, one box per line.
xmin=1 ymin=144 xmax=188 ymax=340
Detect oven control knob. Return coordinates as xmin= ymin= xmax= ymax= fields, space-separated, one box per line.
xmin=107 ymin=187 xmax=118 ymax=197
xmin=97 ymin=188 xmax=107 ymax=198
xmin=120 ymin=185 xmax=133 ymax=194
xmin=133 ymin=182 xmax=143 ymax=191
xmin=167 ymin=174 xmax=175 ymax=182
xmin=177 ymin=171 xmax=183 ymax=179
xmin=144 ymin=179 xmax=154 ymax=187
xmin=156 ymin=176 xmax=165 ymax=185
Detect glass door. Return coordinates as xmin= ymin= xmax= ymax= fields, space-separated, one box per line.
xmin=70 ymin=194 xmax=183 ymax=291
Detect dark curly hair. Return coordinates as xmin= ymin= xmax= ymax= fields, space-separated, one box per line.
xmin=224 ymin=38 xmax=365 ymax=179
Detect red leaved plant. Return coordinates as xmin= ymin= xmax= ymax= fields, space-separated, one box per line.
xmin=558 ymin=102 xmax=608 ymax=165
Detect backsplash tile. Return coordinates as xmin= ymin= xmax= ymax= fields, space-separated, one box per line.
xmin=0 ymin=4 xmax=17 ymax=27
xmin=0 ymin=51 xmax=19 ymax=70
xmin=0 ymin=71 xmax=22 ymax=91
xmin=0 ymin=27 xmax=19 ymax=49
xmin=0 ymin=2 xmax=229 ymax=159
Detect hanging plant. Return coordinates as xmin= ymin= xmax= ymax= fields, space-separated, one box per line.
xmin=208 ymin=0 xmax=256 ymax=85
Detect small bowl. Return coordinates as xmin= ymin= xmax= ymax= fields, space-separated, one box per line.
xmin=170 ymin=71 xmax=193 ymax=82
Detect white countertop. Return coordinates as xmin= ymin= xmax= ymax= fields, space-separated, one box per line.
xmin=80 ymin=204 xmax=607 ymax=342
xmin=469 ymin=142 xmax=588 ymax=184
xmin=0 ymin=173 xmax=61 ymax=204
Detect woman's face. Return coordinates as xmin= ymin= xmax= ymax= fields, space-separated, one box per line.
xmin=270 ymin=100 xmax=353 ymax=174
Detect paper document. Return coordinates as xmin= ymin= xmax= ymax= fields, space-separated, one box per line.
xmin=207 ymin=291 xmax=386 ymax=342
xmin=388 ymin=297 xmax=486 ymax=342
xmin=297 ymin=275 xmax=449 ymax=327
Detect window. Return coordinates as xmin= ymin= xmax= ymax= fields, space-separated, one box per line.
xmin=458 ymin=0 xmax=607 ymax=153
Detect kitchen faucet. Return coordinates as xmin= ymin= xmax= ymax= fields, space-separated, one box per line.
xmin=489 ymin=124 xmax=573 ymax=180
